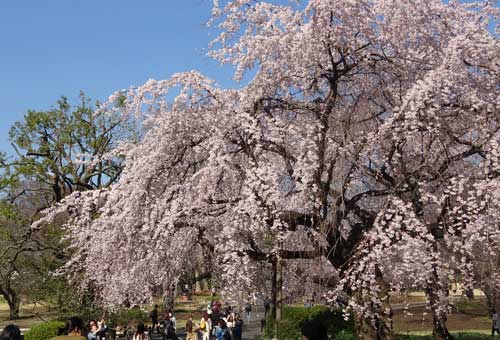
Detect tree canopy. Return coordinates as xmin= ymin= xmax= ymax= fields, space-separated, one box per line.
xmin=35 ymin=1 xmax=500 ymax=339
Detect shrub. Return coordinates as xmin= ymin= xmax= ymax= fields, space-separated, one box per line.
xmin=108 ymin=307 xmax=149 ymax=328
xmin=24 ymin=321 xmax=66 ymax=340
xmin=264 ymin=305 xmax=354 ymax=339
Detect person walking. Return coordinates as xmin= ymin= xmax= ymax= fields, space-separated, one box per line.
xmin=50 ymin=317 xmax=87 ymax=340
xmin=150 ymin=305 xmax=159 ymax=334
xmin=493 ymin=310 xmax=500 ymax=336
xmin=0 ymin=325 xmax=22 ymax=340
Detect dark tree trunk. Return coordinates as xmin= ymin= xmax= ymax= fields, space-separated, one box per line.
xmin=163 ymin=284 xmax=176 ymax=311
xmin=269 ymin=252 xmax=284 ymax=339
xmin=355 ymin=314 xmax=396 ymax=340
xmin=3 ymin=289 xmax=21 ymax=320
xmin=271 ymin=260 xmax=277 ymax=323
xmin=275 ymin=255 xmax=283 ymax=339
xmin=426 ymin=278 xmax=452 ymax=340
xmin=354 ymin=268 xmax=396 ymax=340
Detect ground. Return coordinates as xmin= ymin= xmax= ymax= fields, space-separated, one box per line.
xmin=0 ymin=295 xmax=495 ymax=338
xmin=393 ymin=298 xmax=492 ymax=336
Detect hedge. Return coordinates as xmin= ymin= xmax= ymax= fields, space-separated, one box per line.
xmin=263 ymin=305 xmax=354 ymax=339
xmin=107 ymin=307 xmax=149 ymax=328
xmin=24 ymin=321 xmax=66 ymax=340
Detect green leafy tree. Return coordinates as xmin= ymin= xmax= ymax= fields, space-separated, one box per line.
xmin=0 ymin=92 xmax=135 ymax=319
xmin=8 ymin=92 xmax=131 ymax=203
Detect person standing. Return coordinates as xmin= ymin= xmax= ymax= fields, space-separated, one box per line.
xmin=199 ymin=313 xmax=210 ymax=340
xmin=150 ymin=305 xmax=159 ymax=334
xmin=0 ymin=325 xmax=22 ymax=340
xmin=493 ymin=310 xmax=500 ymax=336
xmin=264 ymin=297 xmax=271 ymax=318
xmin=233 ymin=315 xmax=243 ymax=340
xmin=87 ymin=320 xmax=99 ymax=340
xmin=162 ymin=312 xmax=179 ymax=340
xmin=96 ymin=318 xmax=108 ymax=340
xmin=185 ymin=316 xmax=198 ymax=340
xmin=214 ymin=320 xmax=230 ymax=340
xmin=133 ymin=324 xmax=150 ymax=340
xmin=50 ymin=317 xmax=87 ymax=340
xmin=244 ymin=303 xmax=252 ymax=323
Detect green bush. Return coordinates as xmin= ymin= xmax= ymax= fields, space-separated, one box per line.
xmin=264 ymin=305 xmax=354 ymax=340
xmin=108 ymin=307 xmax=149 ymax=328
xmin=334 ymin=330 xmax=355 ymax=340
xmin=24 ymin=321 xmax=66 ymax=340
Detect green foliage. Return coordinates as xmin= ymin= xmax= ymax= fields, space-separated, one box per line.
xmin=107 ymin=307 xmax=149 ymax=328
xmin=7 ymin=92 xmax=129 ymax=202
xmin=0 ymin=92 xmax=139 ymax=319
xmin=334 ymin=331 xmax=355 ymax=340
xmin=264 ymin=305 xmax=354 ymax=340
xmin=24 ymin=321 xmax=66 ymax=340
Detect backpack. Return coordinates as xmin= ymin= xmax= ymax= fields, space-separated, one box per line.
xmin=163 ymin=320 xmax=174 ymax=335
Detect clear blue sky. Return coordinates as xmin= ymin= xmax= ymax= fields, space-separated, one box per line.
xmin=0 ymin=0 xmax=237 ymax=154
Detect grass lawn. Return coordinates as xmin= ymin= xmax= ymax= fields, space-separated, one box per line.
xmin=0 ymin=301 xmax=55 ymax=330
xmin=393 ymin=298 xmax=492 ymax=334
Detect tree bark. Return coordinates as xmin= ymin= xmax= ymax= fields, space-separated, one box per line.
xmin=426 ymin=287 xmax=452 ymax=340
xmin=275 ymin=254 xmax=283 ymax=340
xmin=425 ymin=267 xmax=452 ymax=340
xmin=354 ymin=268 xmax=396 ymax=340
xmin=3 ymin=289 xmax=21 ymax=320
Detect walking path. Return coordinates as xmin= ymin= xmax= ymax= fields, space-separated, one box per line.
xmin=147 ymin=303 xmax=265 ymax=340
xmin=242 ymin=305 xmax=265 ymax=340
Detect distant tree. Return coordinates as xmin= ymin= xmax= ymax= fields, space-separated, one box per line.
xmin=0 ymin=92 xmax=136 ymax=319
xmin=8 ymin=92 xmax=132 ymax=203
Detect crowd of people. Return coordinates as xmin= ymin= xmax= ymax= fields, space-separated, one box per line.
xmin=0 ymin=307 xmax=499 ymax=340
xmin=148 ymin=300 xmax=245 ymax=340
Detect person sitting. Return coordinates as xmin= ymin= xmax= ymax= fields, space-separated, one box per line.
xmin=0 ymin=324 xmax=22 ymax=340
xmin=50 ymin=317 xmax=87 ymax=340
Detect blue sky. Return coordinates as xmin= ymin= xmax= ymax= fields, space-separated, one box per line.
xmin=0 ymin=0 xmax=237 ymax=154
